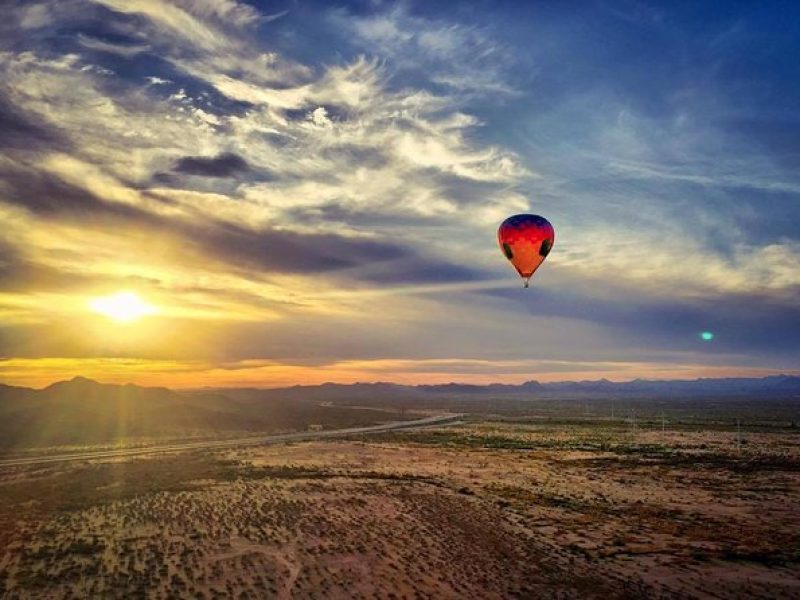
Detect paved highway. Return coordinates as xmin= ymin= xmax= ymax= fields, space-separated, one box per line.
xmin=0 ymin=413 xmax=463 ymax=469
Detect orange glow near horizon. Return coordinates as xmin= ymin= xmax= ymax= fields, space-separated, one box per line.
xmin=0 ymin=357 xmax=793 ymax=390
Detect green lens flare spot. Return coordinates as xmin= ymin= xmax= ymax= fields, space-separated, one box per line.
xmin=699 ymin=331 xmax=714 ymax=341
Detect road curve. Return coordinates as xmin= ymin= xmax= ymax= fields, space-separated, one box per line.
xmin=0 ymin=414 xmax=463 ymax=469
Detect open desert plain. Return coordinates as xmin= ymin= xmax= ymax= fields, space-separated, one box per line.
xmin=2 ymin=395 xmax=798 ymax=600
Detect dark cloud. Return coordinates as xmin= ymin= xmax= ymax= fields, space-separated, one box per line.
xmin=0 ymin=160 xmax=147 ymax=219
xmin=152 ymin=164 xmax=275 ymax=191
xmin=172 ymin=152 xmax=249 ymax=178
xmin=286 ymin=203 xmax=451 ymax=228
xmin=361 ymin=257 xmax=491 ymax=285
xmin=0 ymin=162 xmax=407 ymax=275
xmin=185 ymin=219 xmax=408 ymax=273
xmin=0 ymin=92 xmax=68 ymax=151
xmin=319 ymin=144 xmax=389 ymax=169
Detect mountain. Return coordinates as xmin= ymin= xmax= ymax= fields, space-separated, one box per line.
xmin=200 ymin=375 xmax=800 ymax=401
xmin=1 ymin=374 xmax=797 ymax=451
xmin=0 ymin=377 xmax=249 ymax=449
xmin=0 ymin=377 xmax=408 ymax=451
xmin=543 ymin=375 xmax=800 ymax=397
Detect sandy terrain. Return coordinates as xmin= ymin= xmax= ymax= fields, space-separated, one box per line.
xmin=0 ymin=419 xmax=798 ymax=599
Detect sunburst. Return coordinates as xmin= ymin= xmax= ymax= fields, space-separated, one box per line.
xmin=89 ymin=291 xmax=157 ymax=323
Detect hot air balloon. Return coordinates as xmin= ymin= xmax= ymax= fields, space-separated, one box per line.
xmin=498 ymin=214 xmax=555 ymax=288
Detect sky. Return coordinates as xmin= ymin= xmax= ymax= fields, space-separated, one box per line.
xmin=0 ymin=0 xmax=798 ymax=388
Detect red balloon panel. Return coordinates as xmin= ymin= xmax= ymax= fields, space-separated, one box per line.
xmin=498 ymin=214 xmax=555 ymax=281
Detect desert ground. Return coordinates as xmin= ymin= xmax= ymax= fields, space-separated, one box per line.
xmin=1 ymin=416 xmax=799 ymax=599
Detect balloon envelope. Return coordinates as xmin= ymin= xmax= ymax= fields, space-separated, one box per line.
xmin=498 ymin=214 xmax=555 ymax=287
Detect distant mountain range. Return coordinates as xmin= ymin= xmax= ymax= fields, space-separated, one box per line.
xmin=200 ymin=374 xmax=800 ymax=401
xmin=1 ymin=374 xmax=797 ymax=451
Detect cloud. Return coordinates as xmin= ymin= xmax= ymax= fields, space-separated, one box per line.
xmin=335 ymin=5 xmax=516 ymax=96
xmin=360 ymin=257 xmax=492 ymax=285
xmin=0 ymin=0 xmax=797 ymax=385
xmin=181 ymin=219 xmax=409 ymax=275
xmin=0 ymin=157 xmax=140 ymax=217
xmin=172 ymin=152 xmax=248 ymax=177
xmin=0 ymin=156 xmax=407 ymax=281
xmin=87 ymin=0 xmax=251 ymax=52
xmin=481 ymin=275 xmax=800 ymax=357
xmin=0 ymin=236 xmax=131 ymax=295
xmin=77 ymin=33 xmax=151 ymax=57
xmin=18 ymin=3 xmax=55 ymax=29
xmin=177 ymin=0 xmax=262 ymax=28
xmin=0 ymin=92 xmax=68 ymax=151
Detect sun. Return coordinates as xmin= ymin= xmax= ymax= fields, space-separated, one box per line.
xmin=89 ymin=291 xmax=157 ymax=323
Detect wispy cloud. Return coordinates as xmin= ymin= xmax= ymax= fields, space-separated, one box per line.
xmin=333 ymin=4 xmax=517 ymax=96
xmin=0 ymin=0 xmax=797 ymax=386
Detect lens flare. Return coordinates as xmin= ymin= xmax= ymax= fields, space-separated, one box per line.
xmin=89 ymin=291 xmax=156 ymax=323
xmin=699 ymin=331 xmax=714 ymax=341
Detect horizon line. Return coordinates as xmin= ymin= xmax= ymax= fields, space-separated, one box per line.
xmin=6 ymin=371 xmax=798 ymax=392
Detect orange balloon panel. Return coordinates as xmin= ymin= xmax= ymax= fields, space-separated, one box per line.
xmin=497 ymin=214 xmax=555 ymax=287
